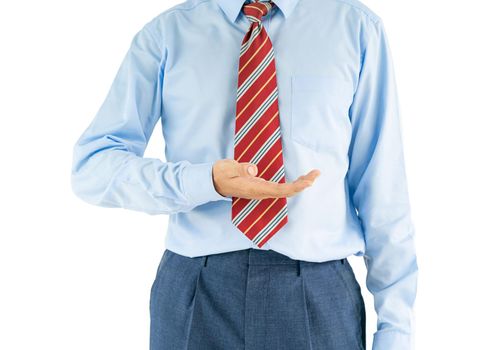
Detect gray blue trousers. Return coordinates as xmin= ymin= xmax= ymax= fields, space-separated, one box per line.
xmin=149 ymin=248 xmax=366 ymax=350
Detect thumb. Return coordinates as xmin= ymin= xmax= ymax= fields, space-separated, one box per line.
xmin=240 ymin=162 xmax=258 ymax=177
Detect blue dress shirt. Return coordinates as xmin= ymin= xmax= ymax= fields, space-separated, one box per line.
xmin=71 ymin=0 xmax=418 ymax=349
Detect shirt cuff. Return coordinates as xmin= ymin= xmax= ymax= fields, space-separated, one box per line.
xmin=181 ymin=161 xmax=232 ymax=206
xmin=372 ymin=330 xmax=413 ymax=350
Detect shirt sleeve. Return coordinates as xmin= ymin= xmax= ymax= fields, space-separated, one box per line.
xmin=347 ymin=18 xmax=419 ymax=350
xmin=71 ymin=18 xmax=232 ymax=215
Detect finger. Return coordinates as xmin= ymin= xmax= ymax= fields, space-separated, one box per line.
xmin=242 ymin=175 xmax=313 ymax=198
xmin=268 ymin=170 xmax=321 ymax=196
xmin=235 ymin=162 xmax=258 ymax=177
xmin=297 ymin=169 xmax=321 ymax=182
xmin=270 ymin=169 xmax=320 ymax=193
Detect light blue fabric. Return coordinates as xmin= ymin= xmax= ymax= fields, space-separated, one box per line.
xmin=71 ymin=0 xmax=418 ymax=349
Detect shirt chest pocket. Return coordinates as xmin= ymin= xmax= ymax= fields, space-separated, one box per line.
xmin=290 ymin=74 xmax=354 ymax=154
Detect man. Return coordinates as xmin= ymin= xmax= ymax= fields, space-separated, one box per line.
xmin=71 ymin=0 xmax=418 ymax=349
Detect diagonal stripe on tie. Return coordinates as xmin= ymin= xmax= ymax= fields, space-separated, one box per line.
xmin=232 ymin=0 xmax=288 ymax=248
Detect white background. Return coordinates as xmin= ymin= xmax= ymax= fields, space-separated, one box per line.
xmin=1 ymin=1 xmax=486 ymax=349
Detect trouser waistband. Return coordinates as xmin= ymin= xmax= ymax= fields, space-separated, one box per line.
xmin=201 ymin=248 xmax=346 ymax=276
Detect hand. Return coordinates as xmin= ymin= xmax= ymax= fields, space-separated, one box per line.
xmin=212 ymin=159 xmax=321 ymax=200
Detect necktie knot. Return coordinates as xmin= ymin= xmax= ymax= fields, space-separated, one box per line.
xmin=242 ymin=0 xmax=275 ymax=24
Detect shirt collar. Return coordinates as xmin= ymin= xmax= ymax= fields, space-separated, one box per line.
xmin=216 ymin=0 xmax=300 ymax=23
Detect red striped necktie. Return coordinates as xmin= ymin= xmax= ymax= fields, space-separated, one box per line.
xmin=232 ymin=0 xmax=288 ymax=248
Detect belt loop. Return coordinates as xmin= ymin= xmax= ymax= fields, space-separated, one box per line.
xmin=297 ymin=260 xmax=301 ymax=276
xmin=341 ymin=258 xmax=345 ymax=265
xmin=204 ymin=255 xmax=208 ymax=267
